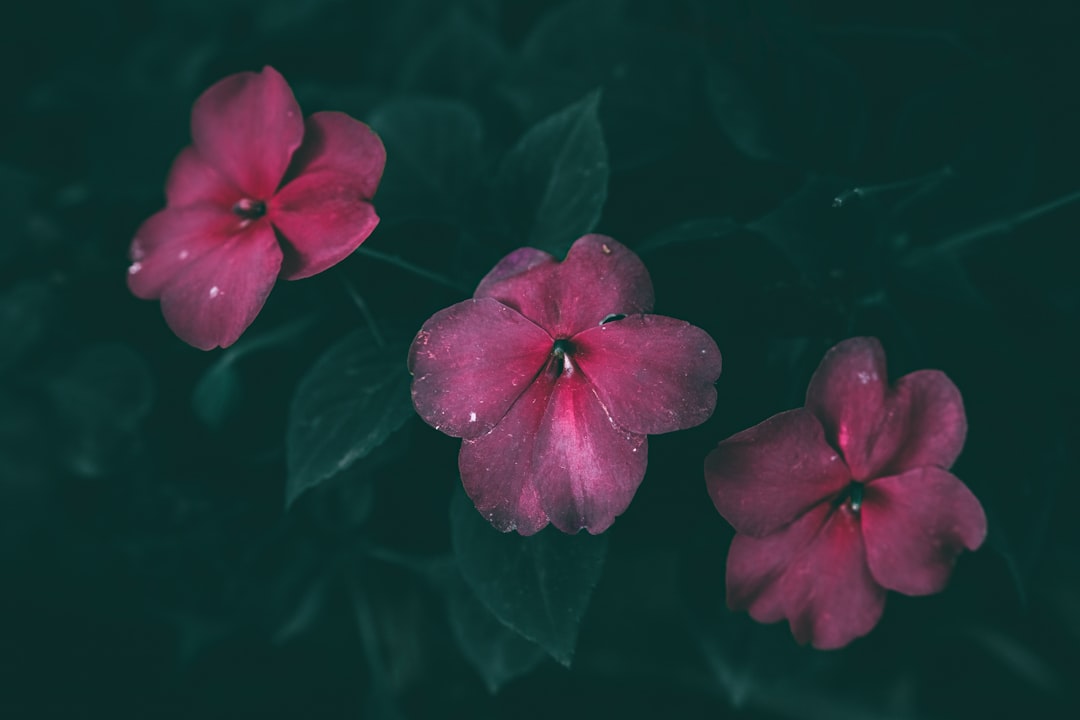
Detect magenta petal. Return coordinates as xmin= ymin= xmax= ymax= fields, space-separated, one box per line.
xmin=164 ymin=146 xmax=239 ymax=208
xmin=573 ymin=315 xmax=721 ymax=434
xmin=475 ymin=235 xmax=655 ymax=337
xmin=705 ymin=409 xmax=851 ymax=537
xmin=880 ymin=370 xmax=967 ymax=474
xmin=861 ymin=467 xmax=987 ymax=596
xmin=270 ymin=170 xmax=380 ymax=280
xmin=474 ymin=247 xmax=555 ymax=298
xmin=727 ymin=503 xmax=886 ymax=649
xmin=410 ymin=298 xmax=553 ymax=439
xmin=282 ymin=112 xmax=386 ymax=198
xmin=128 ymin=204 xmax=244 ymax=299
xmin=190 ymin=66 xmax=304 ymax=199
xmin=805 ymin=337 xmax=893 ymax=479
xmin=458 ymin=373 xmax=554 ymax=535
xmin=532 ymin=372 xmax=648 ymax=534
xmin=157 ymin=221 xmax=283 ymax=350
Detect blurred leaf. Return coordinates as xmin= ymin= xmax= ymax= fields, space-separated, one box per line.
xmin=192 ymin=357 xmax=241 ymax=431
xmin=449 ymin=489 xmax=608 ymax=667
xmin=636 ymin=217 xmax=740 ymax=255
xmin=706 ymin=63 xmax=775 ymax=162
xmin=192 ymin=316 xmax=314 ymax=430
xmin=439 ymin=564 xmax=547 ymax=693
xmin=503 ymin=0 xmax=699 ymax=169
xmin=48 ymin=343 xmax=155 ymax=477
xmin=492 ymin=90 xmax=608 ymax=257
xmin=397 ymin=10 xmax=505 ymax=99
xmin=285 ymin=329 xmax=414 ymax=508
xmin=0 ymin=279 xmax=57 ymax=374
xmin=367 ymin=97 xmax=485 ymax=222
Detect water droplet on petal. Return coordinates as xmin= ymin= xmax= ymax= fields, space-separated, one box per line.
xmin=468 ymin=411 xmax=477 ymax=423
xmin=128 ymin=262 xmax=143 ymax=275
xmin=209 ymin=286 xmax=221 ymax=299
xmin=178 ymin=250 xmax=189 ymax=260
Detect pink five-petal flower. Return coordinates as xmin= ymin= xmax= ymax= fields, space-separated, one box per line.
xmin=127 ymin=66 xmax=386 ymax=350
xmin=705 ymin=337 xmax=987 ymax=649
xmin=409 ymin=235 xmax=722 ymax=534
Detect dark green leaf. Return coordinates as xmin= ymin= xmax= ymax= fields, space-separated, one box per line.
xmin=441 ymin=565 xmax=547 ymax=693
xmin=286 ymin=330 xmax=414 ymax=508
xmin=367 ymin=98 xmax=485 ymax=222
xmin=492 ymin=90 xmax=608 ymax=257
xmin=397 ymin=10 xmax=505 ymax=99
xmin=0 ymin=280 xmax=57 ymax=374
xmin=191 ymin=356 xmax=241 ymax=431
xmin=636 ymin=217 xmax=740 ymax=255
xmin=449 ymin=489 xmax=608 ymax=666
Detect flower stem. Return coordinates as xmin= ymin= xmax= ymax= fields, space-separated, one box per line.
xmin=832 ymin=165 xmax=954 ymax=208
xmin=355 ymin=246 xmax=470 ymax=294
xmin=341 ymin=279 xmax=386 ymax=349
xmin=904 ymin=186 xmax=1080 ymax=267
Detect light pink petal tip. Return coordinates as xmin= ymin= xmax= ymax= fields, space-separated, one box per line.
xmin=861 ymin=467 xmax=987 ymax=596
xmin=727 ymin=503 xmax=886 ymax=650
xmin=574 ymin=314 xmax=721 ymax=435
xmin=705 ymin=408 xmax=851 ymax=537
xmin=409 ymin=298 xmax=553 ymax=439
xmin=190 ymin=66 xmax=304 ymax=199
xmin=476 ymin=235 xmax=655 ymax=337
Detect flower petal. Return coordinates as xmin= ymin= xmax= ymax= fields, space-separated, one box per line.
xmin=705 ymin=409 xmax=851 ymax=537
xmin=270 ymin=170 xmax=380 ymax=280
xmin=156 ymin=220 xmax=283 ymax=350
xmin=190 ymin=66 xmax=303 ymax=199
xmin=164 ymin=146 xmax=239 ymax=208
xmin=474 ymin=247 xmax=555 ymax=297
xmin=409 ymin=298 xmax=553 ymax=439
xmin=532 ymin=371 xmax=648 ymax=534
xmin=805 ymin=337 xmax=892 ymax=479
xmin=861 ymin=467 xmax=987 ymax=596
xmin=459 ymin=373 xmax=554 ymax=535
xmin=128 ymin=204 xmax=244 ymax=299
xmin=475 ymin=235 xmax=655 ymax=337
xmin=573 ymin=315 xmax=722 ymax=434
xmin=880 ymin=370 xmax=967 ymax=474
xmin=727 ymin=503 xmax=886 ymax=649
xmin=281 ymin=112 xmax=386 ymax=199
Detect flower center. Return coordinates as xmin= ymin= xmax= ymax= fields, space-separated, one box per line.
xmin=845 ymin=481 xmax=864 ymax=513
xmin=550 ymin=338 xmax=576 ymax=378
xmin=232 ymin=198 xmax=267 ymax=221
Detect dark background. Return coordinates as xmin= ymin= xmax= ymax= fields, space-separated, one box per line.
xmin=2 ymin=0 xmax=1078 ymax=717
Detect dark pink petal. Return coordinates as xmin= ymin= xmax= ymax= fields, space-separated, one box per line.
xmin=879 ymin=370 xmax=967 ymax=474
xmin=861 ymin=467 xmax=987 ymax=596
xmin=459 ymin=373 xmax=555 ymax=535
xmin=474 ymin=247 xmax=555 ymax=298
xmin=727 ymin=503 xmax=886 ymax=650
xmin=164 ymin=146 xmax=240 ymax=208
xmin=805 ymin=337 xmax=893 ymax=480
xmin=270 ymin=170 xmax=380 ymax=280
xmin=128 ymin=204 xmax=245 ymax=299
xmin=157 ymin=221 xmax=283 ymax=350
xmin=572 ymin=315 xmax=722 ymax=434
xmin=282 ymin=112 xmax=386 ymax=199
xmin=705 ymin=409 xmax=851 ymax=537
xmin=190 ymin=66 xmax=304 ymax=199
xmin=532 ymin=371 xmax=648 ymax=534
xmin=410 ymin=298 xmax=553 ymax=439
xmin=475 ymin=235 xmax=655 ymax=337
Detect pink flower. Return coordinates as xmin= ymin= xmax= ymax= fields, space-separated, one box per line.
xmin=127 ymin=66 xmax=386 ymax=350
xmin=705 ymin=337 xmax=987 ymax=649
xmin=409 ymin=235 xmax=722 ymax=534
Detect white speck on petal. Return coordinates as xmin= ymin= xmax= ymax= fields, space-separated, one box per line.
xmin=857 ymin=371 xmax=877 ymax=384
xmin=178 ymin=250 xmax=189 ymax=260
xmin=128 ymin=262 xmax=143 ymax=275
xmin=209 ymin=286 xmax=221 ymax=298
xmin=469 ymin=411 xmax=477 ymax=423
